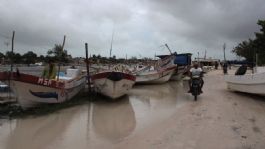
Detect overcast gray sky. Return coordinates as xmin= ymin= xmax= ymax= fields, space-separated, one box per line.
xmin=0 ymin=0 xmax=264 ymax=59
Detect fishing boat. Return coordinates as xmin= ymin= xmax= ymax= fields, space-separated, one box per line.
xmin=133 ymin=52 xmax=178 ymax=84
xmin=91 ymin=27 xmax=136 ymax=99
xmin=156 ymin=53 xmax=192 ymax=81
xmin=134 ymin=65 xmax=177 ymax=84
xmin=0 ymin=68 xmax=86 ymax=108
xmin=91 ymin=65 xmax=136 ymax=99
xmin=224 ymin=67 xmax=265 ymax=95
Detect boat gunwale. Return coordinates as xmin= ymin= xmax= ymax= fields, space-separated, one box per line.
xmin=91 ymin=71 xmax=136 ymax=82
xmin=0 ymin=71 xmax=85 ymax=89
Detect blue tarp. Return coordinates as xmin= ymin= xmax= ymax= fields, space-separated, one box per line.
xmin=156 ymin=53 xmax=192 ymax=66
xmin=174 ymin=55 xmax=190 ymax=65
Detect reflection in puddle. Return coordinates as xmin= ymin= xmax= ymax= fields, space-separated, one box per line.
xmin=3 ymin=107 xmax=81 ymax=149
xmin=0 ymin=81 xmax=188 ymax=148
xmin=129 ymin=81 xmax=187 ymax=130
xmin=131 ymin=81 xmax=186 ymax=108
xmin=92 ymin=96 xmax=136 ymax=142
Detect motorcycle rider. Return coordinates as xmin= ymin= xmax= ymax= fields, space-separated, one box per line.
xmin=188 ymin=62 xmax=204 ymax=93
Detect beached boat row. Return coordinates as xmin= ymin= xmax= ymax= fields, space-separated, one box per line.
xmin=0 ymin=53 xmax=192 ymax=108
xmin=91 ymin=55 xmax=184 ymax=98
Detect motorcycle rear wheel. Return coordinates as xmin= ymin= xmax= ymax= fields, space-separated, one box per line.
xmin=194 ymin=94 xmax=197 ymax=101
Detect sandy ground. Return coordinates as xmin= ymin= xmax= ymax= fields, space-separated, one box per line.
xmin=0 ymin=69 xmax=265 ymax=149
xmin=116 ymin=69 xmax=265 ymax=149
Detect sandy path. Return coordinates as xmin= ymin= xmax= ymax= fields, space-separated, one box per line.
xmin=114 ymin=70 xmax=265 ymax=149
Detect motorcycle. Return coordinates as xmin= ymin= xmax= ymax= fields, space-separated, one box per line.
xmin=191 ymin=76 xmax=201 ymax=101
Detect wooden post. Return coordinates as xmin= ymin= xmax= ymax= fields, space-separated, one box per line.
xmin=57 ymin=35 xmax=66 ymax=81
xmin=223 ymin=43 xmax=226 ymax=62
xmin=85 ymin=43 xmax=91 ymax=92
xmin=11 ymin=31 xmax=15 ymax=72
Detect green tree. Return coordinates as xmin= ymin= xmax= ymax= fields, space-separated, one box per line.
xmin=14 ymin=53 xmax=22 ymax=63
xmin=47 ymin=44 xmax=69 ymax=63
xmin=5 ymin=51 xmax=23 ymax=63
xmin=22 ymin=51 xmax=37 ymax=65
xmin=0 ymin=52 xmax=5 ymax=58
xmin=38 ymin=55 xmax=45 ymax=62
xmin=233 ymin=20 xmax=265 ymax=65
xmin=0 ymin=52 xmax=4 ymax=59
xmin=0 ymin=52 xmax=5 ymax=64
xmin=253 ymin=20 xmax=265 ymax=64
xmin=233 ymin=39 xmax=255 ymax=62
xmin=5 ymin=51 xmax=15 ymax=63
xmin=97 ymin=54 xmax=101 ymax=59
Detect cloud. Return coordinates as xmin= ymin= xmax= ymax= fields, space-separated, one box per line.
xmin=0 ymin=0 xmax=264 ymax=59
xmin=144 ymin=0 xmax=265 ymax=58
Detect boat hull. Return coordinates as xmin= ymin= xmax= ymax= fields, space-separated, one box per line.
xmin=0 ymin=72 xmax=86 ymax=108
xmin=224 ymin=72 xmax=265 ymax=95
xmin=226 ymin=82 xmax=265 ymax=95
xmin=135 ymin=66 xmax=176 ymax=84
xmin=92 ymin=71 xmax=136 ymax=99
xmin=170 ymin=72 xmax=183 ymax=81
xmin=170 ymin=66 xmax=187 ymax=81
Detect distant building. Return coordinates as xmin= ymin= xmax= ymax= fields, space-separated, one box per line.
xmin=193 ymin=57 xmax=220 ymax=66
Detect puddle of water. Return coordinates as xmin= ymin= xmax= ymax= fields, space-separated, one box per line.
xmin=0 ymin=81 xmax=190 ymax=149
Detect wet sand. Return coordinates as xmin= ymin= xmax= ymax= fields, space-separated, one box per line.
xmin=1 ymin=69 xmax=265 ymax=149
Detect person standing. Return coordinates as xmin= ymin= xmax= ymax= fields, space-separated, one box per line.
xmin=214 ymin=61 xmax=219 ymax=70
xmin=42 ymin=59 xmax=57 ymax=79
xmin=223 ymin=62 xmax=228 ymax=74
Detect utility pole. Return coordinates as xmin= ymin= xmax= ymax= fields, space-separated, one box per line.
xmin=223 ymin=43 xmax=226 ymax=62
xmin=222 ymin=43 xmax=228 ymax=74
xmin=197 ymin=52 xmax=200 ymax=62
xmin=11 ymin=31 xmax=15 ymax=72
xmin=85 ymin=43 xmax=91 ymax=92
xmin=109 ymin=28 xmax=114 ymax=58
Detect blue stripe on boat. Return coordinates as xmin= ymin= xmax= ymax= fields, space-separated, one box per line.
xmin=29 ymin=90 xmax=58 ymax=100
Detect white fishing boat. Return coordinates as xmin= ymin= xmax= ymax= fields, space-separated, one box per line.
xmin=91 ymin=65 xmax=136 ymax=99
xmin=135 ymin=65 xmax=177 ymax=84
xmin=224 ymin=67 xmax=265 ymax=95
xmin=0 ymin=68 xmax=86 ymax=108
xmin=156 ymin=53 xmax=192 ymax=81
